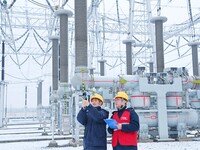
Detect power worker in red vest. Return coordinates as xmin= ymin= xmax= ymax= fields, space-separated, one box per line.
xmin=108 ymin=91 xmax=140 ymax=150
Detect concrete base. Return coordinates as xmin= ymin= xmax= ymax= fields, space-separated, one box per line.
xmin=57 ymin=130 xmax=63 ymax=135
xmin=153 ymin=138 xmax=175 ymax=142
xmin=138 ymin=139 xmax=153 ymax=143
xmin=192 ymin=138 xmax=200 ymax=141
xmin=48 ymin=140 xmax=58 ymax=147
xmin=41 ymin=132 xmax=48 ymax=136
xmin=65 ymin=138 xmax=83 ymax=147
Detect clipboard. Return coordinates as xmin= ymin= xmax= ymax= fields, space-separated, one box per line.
xmin=104 ymin=119 xmax=118 ymax=129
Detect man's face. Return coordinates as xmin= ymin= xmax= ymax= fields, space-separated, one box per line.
xmin=114 ymin=97 xmax=126 ymax=109
xmin=91 ymin=98 xmax=102 ymax=107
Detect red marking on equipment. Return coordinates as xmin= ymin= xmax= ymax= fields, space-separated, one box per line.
xmin=167 ymin=96 xmax=182 ymax=106
xmin=130 ymin=96 xmax=150 ymax=98
xmin=93 ymin=80 xmax=115 ymax=82
xmin=144 ymin=115 xmax=177 ymax=119
xmin=168 ymin=116 xmax=177 ymax=118
xmin=130 ymin=95 xmax=150 ymax=106
xmin=144 ymin=116 xmax=158 ymax=119
xmin=191 ymin=100 xmax=200 ymax=102
xmin=143 ymin=97 xmax=146 ymax=106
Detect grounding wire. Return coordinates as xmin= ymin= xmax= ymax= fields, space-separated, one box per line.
xmin=137 ymin=58 xmax=149 ymax=68
xmin=5 ymin=72 xmax=37 ymax=81
xmin=46 ymin=0 xmax=55 ymax=12
xmin=180 ymin=47 xmax=191 ymax=58
xmin=15 ymin=29 xmax=29 ymax=41
xmin=164 ymin=42 xmax=189 ymax=55
xmin=32 ymin=55 xmax=43 ymax=66
xmin=41 ymin=42 xmax=52 ymax=69
xmin=164 ymin=40 xmax=176 ymax=49
xmin=61 ymin=0 xmax=68 ymax=8
xmin=187 ymin=0 xmax=196 ymax=38
xmin=42 ymin=55 xmax=51 ymax=68
xmin=33 ymin=33 xmax=45 ymax=53
xmin=135 ymin=39 xmax=150 ymax=56
xmin=164 ymin=40 xmax=175 ymax=53
xmin=27 ymin=0 xmax=49 ymax=9
xmin=16 ymin=33 xmax=30 ymax=52
xmin=181 ymin=36 xmax=189 ymax=42
xmin=9 ymin=54 xmax=30 ymax=67
xmin=8 ymin=0 xmax=17 ymax=9
xmin=166 ymin=51 xmax=191 ymax=64
xmin=33 ymin=28 xmax=48 ymax=43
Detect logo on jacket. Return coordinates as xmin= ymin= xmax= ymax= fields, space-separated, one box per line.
xmin=121 ymin=116 xmax=128 ymax=120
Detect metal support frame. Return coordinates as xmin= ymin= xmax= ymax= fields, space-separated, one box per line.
xmin=139 ymin=77 xmax=182 ymax=140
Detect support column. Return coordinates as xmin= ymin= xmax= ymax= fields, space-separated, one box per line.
xmin=49 ymin=36 xmax=59 ymax=91
xmin=89 ymin=67 xmax=95 ymax=75
xmin=55 ymin=9 xmax=73 ymax=83
xmin=75 ymin=0 xmax=88 ymax=67
xmin=37 ymin=80 xmax=43 ymax=129
xmin=148 ymin=61 xmax=154 ymax=73
xmin=123 ymin=39 xmax=135 ymax=75
xmin=188 ymin=42 xmax=200 ymax=76
xmin=69 ymin=0 xmax=88 ymax=146
xmin=37 ymin=80 xmax=43 ymax=107
xmin=55 ymin=9 xmax=72 ymax=136
xmin=0 ymin=82 xmax=4 ymax=127
xmin=150 ymin=16 xmax=167 ymax=73
xmin=98 ymin=60 xmax=106 ymax=76
xmin=0 ymin=41 xmax=5 ymax=127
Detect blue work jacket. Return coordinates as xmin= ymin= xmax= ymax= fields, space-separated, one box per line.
xmin=77 ymin=104 xmax=109 ymax=150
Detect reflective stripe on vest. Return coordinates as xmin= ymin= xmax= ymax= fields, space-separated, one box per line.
xmin=112 ymin=110 xmax=137 ymax=147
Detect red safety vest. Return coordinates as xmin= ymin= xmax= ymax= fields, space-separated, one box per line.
xmin=112 ymin=110 xmax=138 ymax=147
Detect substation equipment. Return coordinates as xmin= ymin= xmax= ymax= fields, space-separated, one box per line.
xmin=48 ymin=1 xmax=200 ymax=145
xmin=70 ymin=66 xmax=200 ymax=141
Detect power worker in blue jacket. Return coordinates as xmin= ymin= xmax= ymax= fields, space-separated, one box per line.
xmin=108 ymin=91 xmax=140 ymax=150
xmin=77 ymin=93 xmax=109 ymax=150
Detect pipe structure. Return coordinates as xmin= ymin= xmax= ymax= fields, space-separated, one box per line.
xmin=123 ymin=39 xmax=135 ymax=75
xmin=71 ymin=70 xmax=140 ymax=90
xmin=150 ymin=16 xmax=167 ymax=73
xmin=71 ymin=66 xmax=200 ymax=140
xmin=137 ymin=109 xmax=200 ymax=128
xmin=188 ymin=42 xmax=200 ymax=76
xmin=71 ymin=67 xmax=200 ymax=91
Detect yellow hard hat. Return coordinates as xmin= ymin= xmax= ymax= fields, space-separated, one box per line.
xmin=114 ymin=91 xmax=128 ymax=101
xmin=90 ymin=93 xmax=104 ymax=104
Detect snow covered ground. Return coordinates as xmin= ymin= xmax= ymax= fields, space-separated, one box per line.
xmin=0 ymin=121 xmax=200 ymax=150
xmin=0 ymin=140 xmax=200 ymax=150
